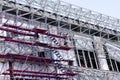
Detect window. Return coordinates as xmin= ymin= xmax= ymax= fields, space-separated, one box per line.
xmin=117 ymin=62 xmax=120 ymax=71
xmin=68 ymin=60 xmax=73 ymax=66
xmin=105 ymin=47 xmax=120 ymax=72
xmin=38 ymin=51 xmax=45 ymax=57
xmin=106 ymin=58 xmax=120 ymax=72
xmin=38 ymin=49 xmax=53 ymax=59
xmin=78 ymin=50 xmax=85 ymax=67
xmin=90 ymin=51 xmax=98 ymax=69
xmin=84 ymin=51 xmax=91 ymax=68
xmin=75 ymin=49 xmax=99 ymax=69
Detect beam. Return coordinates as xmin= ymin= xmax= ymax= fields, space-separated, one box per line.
xmin=3 ymin=73 xmax=68 ymax=79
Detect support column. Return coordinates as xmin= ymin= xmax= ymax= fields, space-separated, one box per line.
xmin=93 ymin=36 xmax=109 ymax=70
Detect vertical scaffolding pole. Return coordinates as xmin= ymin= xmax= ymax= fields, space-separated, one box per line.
xmin=8 ymin=61 xmax=14 ymax=80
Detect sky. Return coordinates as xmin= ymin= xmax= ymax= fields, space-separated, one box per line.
xmin=63 ymin=0 xmax=120 ymax=19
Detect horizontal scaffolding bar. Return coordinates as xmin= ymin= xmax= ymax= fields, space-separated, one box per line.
xmin=13 ymin=78 xmax=38 ymax=80
xmin=3 ymin=23 xmax=66 ymax=39
xmin=5 ymin=39 xmax=72 ymax=50
xmin=0 ymin=54 xmax=72 ymax=62
xmin=3 ymin=23 xmax=47 ymax=34
xmin=7 ymin=69 xmax=77 ymax=76
xmin=0 ymin=36 xmax=12 ymax=39
xmin=3 ymin=73 xmax=68 ymax=79
xmin=0 ymin=27 xmax=34 ymax=36
xmin=0 ymin=35 xmax=72 ymax=50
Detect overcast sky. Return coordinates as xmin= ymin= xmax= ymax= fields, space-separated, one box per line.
xmin=63 ymin=0 xmax=120 ymax=19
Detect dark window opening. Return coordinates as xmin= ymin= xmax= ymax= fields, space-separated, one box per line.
xmin=117 ymin=62 xmax=120 ymax=72
xmin=104 ymin=46 xmax=120 ymax=72
xmin=106 ymin=59 xmax=112 ymax=71
xmin=78 ymin=50 xmax=85 ymax=67
xmin=90 ymin=52 xmax=97 ymax=69
xmin=68 ymin=60 xmax=73 ymax=66
xmin=76 ymin=49 xmax=98 ymax=69
xmin=84 ymin=51 xmax=91 ymax=68
xmin=38 ymin=51 xmax=45 ymax=57
xmin=111 ymin=59 xmax=117 ymax=71
xmin=107 ymin=58 xmax=120 ymax=72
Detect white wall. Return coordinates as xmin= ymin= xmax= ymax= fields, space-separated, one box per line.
xmin=93 ymin=36 xmax=109 ymax=70
xmin=74 ymin=35 xmax=94 ymax=51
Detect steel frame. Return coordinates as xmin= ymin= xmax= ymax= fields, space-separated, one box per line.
xmin=0 ymin=0 xmax=120 ymax=42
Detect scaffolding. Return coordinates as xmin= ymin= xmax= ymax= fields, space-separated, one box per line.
xmin=0 ymin=9 xmax=77 ymax=80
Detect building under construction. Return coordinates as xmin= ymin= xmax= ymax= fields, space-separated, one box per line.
xmin=0 ymin=0 xmax=120 ymax=80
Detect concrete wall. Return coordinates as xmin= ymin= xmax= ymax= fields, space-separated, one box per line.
xmin=93 ymin=36 xmax=109 ymax=70
xmin=76 ymin=68 xmax=120 ymax=80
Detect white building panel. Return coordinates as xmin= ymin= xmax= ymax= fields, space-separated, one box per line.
xmin=74 ymin=35 xmax=94 ymax=51
xmin=105 ymin=43 xmax=120 ymax=62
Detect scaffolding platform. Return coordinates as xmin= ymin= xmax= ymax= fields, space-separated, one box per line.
xmin=0 ymin=27 xmax=34 ymax=36
xmin=2 ymin=73 xmax=68 ymax=79
xmin=0 ymin=54 xmax=72 ymax=63
xmin=0 ymin=35 xmax=72 ymax=50
xmin=2 ymin=69 xmax=77 ymax=79
xmin=0 ymin=35 xmax=12 ymax=40
xmin=3 ymin=23 xmax=47 ymax=34
xmin=3 ymin=23 xmax=66 ymax=39
xmin=7 ymin=69 xmax=77 ymax=76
